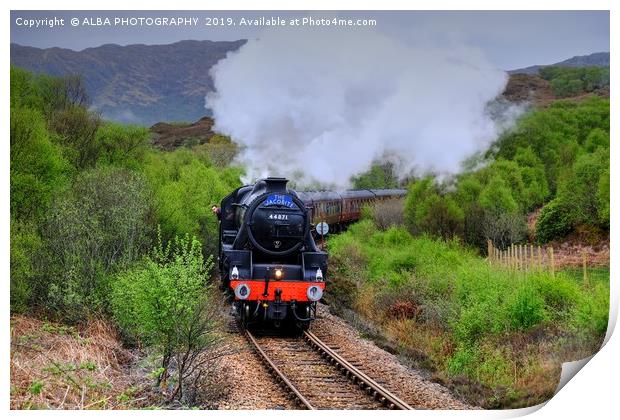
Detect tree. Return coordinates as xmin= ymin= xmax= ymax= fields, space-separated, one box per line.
xmin=417 ymin=194 xmax=465 ymax=240
xmin=10 ymin=106 xmax=68 ymax=221
xmin=110 ymin=234 xmax=224 ymax=403
xmin=535 ymin=199 xmax=574 ymax=243
xmin=49 ymin=106 xmax=102 ymax=169
xmin=95 ymin=122 xmax=150 ymax=169
xmin=478 ymin=175 xmax=518 ymax=216
xmin=142 ymin=149 xmax=242 ymax=256
xmin=404 ymin=177 xmax=435 ymax=233
xmin=556 ymin=149 xmax=608 ymax=227
xmin=44 ymin=167 xmax=153 ymax=317
xmin=404 ymin=177 xmax=464 ymax=239
xmin=10 ymin=219 xmax=45 ymax=312
xmin=482 ymin=211 xmax=526 ymax=249
xmin=513 ymin=147 xmax=549 ymax=211
xmin=597 ymin=167 xmax=610 ymax=228
xmin=195 ymin=134 xmax=239 ymax=168
xmin=352 ymin=162 xmax=399 ymax=189
xmin=478 ymin=176 xmax=525 ymax=248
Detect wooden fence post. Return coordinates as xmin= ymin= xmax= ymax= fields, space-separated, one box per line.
xmin=538 ymin=245 xmax=542 ymax=271
xmin=582 ymin=251 xmax=589 ymax=287
xmin=548 ymin=247 xmax=555 ymax=278
xmin=513 ymin=244 xmax=517 ymax=272
xmin=487 ymin=239 xmax=493 ymax=264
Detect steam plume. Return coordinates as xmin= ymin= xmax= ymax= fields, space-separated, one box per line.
xmin=207 ymin=26 xmax=515 ymax=188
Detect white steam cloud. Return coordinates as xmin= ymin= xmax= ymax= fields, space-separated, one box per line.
xmin=207 ymin=26 xmax=515 ymax=188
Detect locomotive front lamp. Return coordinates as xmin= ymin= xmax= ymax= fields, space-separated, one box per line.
xmin=307 ymin=285 xmax=323 ymax=302
xmin=274 ymin=268 xmax=283 ymax=279
xmin=316 ymin=268 xmax=324 ymax=281
xmin=234 ymin=283 xmax=251 ymax=300
xmin=231 ymin=266 xmax=239 ymax=280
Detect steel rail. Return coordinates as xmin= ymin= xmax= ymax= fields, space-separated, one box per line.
xmin=303 ymin=330 xmax=414 ymax=410
xmin=244 ymin=329 xmax=315 ymax=410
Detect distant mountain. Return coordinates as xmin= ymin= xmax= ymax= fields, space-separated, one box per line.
xmin=10 ymin=40 xmax=246 ymax=125
xmin=509 ymin=52 xmax=609 ymax=75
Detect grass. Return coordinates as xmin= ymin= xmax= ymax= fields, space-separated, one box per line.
xmin=560 ymin=267 xmax=610 ymax=286
xmin=327 ymin=219 xmax=609 ymax=408
xmin=10 ymin=315 xmax=152 ymax=409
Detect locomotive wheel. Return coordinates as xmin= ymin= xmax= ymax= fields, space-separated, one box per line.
xmin=237 ymin=302 xmax=248 ymax=329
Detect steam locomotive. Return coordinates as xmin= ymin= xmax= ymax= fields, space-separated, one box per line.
xmin=217 ymin=177 xmax=406 ymax=329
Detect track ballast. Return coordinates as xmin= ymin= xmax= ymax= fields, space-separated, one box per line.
xmin=243 ymin=328 xmax=413 ymax=410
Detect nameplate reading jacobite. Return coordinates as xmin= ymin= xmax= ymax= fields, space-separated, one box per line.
xmin=263 ymin=194 xmax=295 ymax=208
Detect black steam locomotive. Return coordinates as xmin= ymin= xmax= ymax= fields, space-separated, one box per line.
xmin=218 ymin=177 xmax=406 ymax=329
xmin=218 ymin=178 xmax=327 ymax=329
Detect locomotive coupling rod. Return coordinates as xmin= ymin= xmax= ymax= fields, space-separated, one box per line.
xmin=303 ymin=330 xmax=413 ymax=410
xmin=245 ymin=330 xmax=315 ymax=410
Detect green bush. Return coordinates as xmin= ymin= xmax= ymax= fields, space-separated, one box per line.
xmin=362 ymin=199 xmax=405 ymax=230
xmin=10 ymin=219 xmax=45 ymax=312
xmin=506 ymin=282 xmax=547 ymax=330
xmin=597 ymin=167 xmax=610 ymax=227
xmin=513 ymin=147 xmax=549 ymax=210
xmin=194 ymin=134 xmax=239 ymax=168
xmin=49 ymin=106 xmax=102 ymax=169
xmin=329 ymin=220 xmax=609 ymax=402
xmin=492 ymin=97 xmax=609 ymax=193
xmin=43 ymin=167 xmax=152 ymax=318
xmin=560 ymin=150 xmax=608 ymax=225
xmin=535 ymin=199 xmax=574 ymax=243
xmin=95 ymin=122 xmax=150 ymax=169
xmin=447 ymin=345 xmax=479 ymax=377
xmin=111 ymin=233 xmax=212 ymax=346
xmin=533 ymin=272 xmax=579 ymax=314
xmin=110 ymin=233 xmax=219 ymax=401
xmin=10 ymin=106 xmax=69 ymax=221
xmin=351 ymin=162 xmax=399 ymax=189
xmin=536 ymin=146 xmax=609 ymax=242
xmin=404 ymin=177 xmax=464 ymax=239
xmin=478 ymin=175 xmax=518 ymax=215
xmin=584 ymin=128 xmax=609 ymax=153
xmin=540 ymin=66 xmax=610 ymax=98
xmin=141 ymin=149 xmax=242 ymax=256
xmin=571 ymin=283 xmax=609 ymax=337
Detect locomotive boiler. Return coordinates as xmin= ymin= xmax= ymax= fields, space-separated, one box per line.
xmin=218 ymin=177 xmax=327 ymax=329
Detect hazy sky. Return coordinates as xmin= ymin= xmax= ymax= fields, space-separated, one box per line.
xmin=10 ymin=10 xmax=609 ymax=70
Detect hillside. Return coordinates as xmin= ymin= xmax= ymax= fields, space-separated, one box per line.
xmin=509 ymin=51 xmax=609 ymax=75
xmin=150 ymin=117 xmax=215 ymax=151
xmin=11 ymin=42 xmax=608 ymax=126
xmin=10 ymin=40 xmax=246 ymax=125
xmin=502 ymin=73 xmax=556 ymax=106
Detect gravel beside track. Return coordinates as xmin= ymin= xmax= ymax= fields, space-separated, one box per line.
xmin=209 ymin=320 xmax=295 ymax=409
xmin=311 ymin=304 xmax=475 ymax=409
xmin=210 ymin=303 xmax=475 ymax=410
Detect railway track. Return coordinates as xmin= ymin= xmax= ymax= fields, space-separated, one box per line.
xmin=243 ymin=328 xmax=413 ymax=410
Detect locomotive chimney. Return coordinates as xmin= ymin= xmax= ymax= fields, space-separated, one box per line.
xmin=264 ymin=177 xmax=289 ymax=192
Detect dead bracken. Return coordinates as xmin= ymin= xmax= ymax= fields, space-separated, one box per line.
xmin=10 ymin=315 xmax=152 ymax=409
